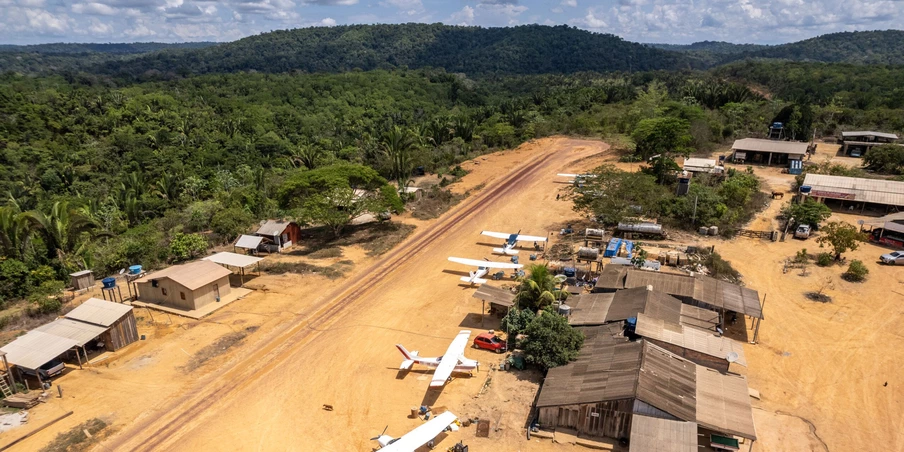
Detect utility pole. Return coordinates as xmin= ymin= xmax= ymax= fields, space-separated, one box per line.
xmin=691 ymin=195 xmax=698 ymax=226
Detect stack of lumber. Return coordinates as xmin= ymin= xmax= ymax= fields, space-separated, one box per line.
xmin=3 ymin=392 xmax=42 ymax=409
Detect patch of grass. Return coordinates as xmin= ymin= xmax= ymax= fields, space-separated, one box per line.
xmin=263 ymin=261 xmax=350 ymax=280
xmin=356 ymin=223 xmax=417 ymax=256
xmin=306 ymin=247 xmax=343 ymax=259
xmin=409 ymin=187 xmax=466 ymax=220
xmin=40 ymin=418 xmax=109 ymax=452
xmin=181 ymin=327 xmax=256 ymax=373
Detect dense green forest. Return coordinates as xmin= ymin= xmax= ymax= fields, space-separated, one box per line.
xmin=2 ymin=25 xmax=904 ymax=318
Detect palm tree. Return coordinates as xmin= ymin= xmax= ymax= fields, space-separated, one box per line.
xmin=26 ymin=201 xmax=102 ymax=263
xmin=0 ymin=206 xmax=32 ymax=260
xmin=515 ymin=264 xmax=561 ymax=311
xmin=288 ymin=145 xmax=323 ymax=170
xmin=381 ymin=125 xmax=418 ymax=191
xmin=154 ymin=172 xmax=181 ymax=203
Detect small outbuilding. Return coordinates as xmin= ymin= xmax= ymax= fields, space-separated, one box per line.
xmin=134 ymin=260 xmax=232 ymax=311
xmin=69 ymin=270 xmax=95 ymax=291
xmin=234 ymin=234 xmax=264 ymax=253
xmin=255 ymin=220 xmax=302 ymax=252
xmin=472 ymin=285 xmax=515 ymax=318
xmin=731 ymin=138 xmax=810 ymax=165
xmin=65 ymin=298 xmax=139 ymax=352
xmin=682 ymin=158 xmax=723 ymax=174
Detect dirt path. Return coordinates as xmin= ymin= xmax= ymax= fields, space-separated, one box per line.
xmin=82 ymin=138 xmax=605 ymax=451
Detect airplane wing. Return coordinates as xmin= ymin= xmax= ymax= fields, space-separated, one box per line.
xmin=448 ymin=257 xmax=522 ymax=269
xmin=481 ymin=230 xmax=513 ymax=240
xmin=379 ymin=411 xmax=458 ymax=452
xmin=515 ymin=234 xmax=547 ymax=242
xmin=430 ymin=331 xmax=471 ymax=387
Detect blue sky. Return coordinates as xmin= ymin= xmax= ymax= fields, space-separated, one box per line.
xmin=1 ymin=0 xmax=902 ymax=45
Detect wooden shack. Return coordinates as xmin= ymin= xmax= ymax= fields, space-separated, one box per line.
xmin=64 ymin=298 xmax=139 ymax=351
xmin=69 ymin=270 xmax=95 ymax=291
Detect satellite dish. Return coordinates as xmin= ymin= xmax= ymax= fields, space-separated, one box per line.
xmin=119 ymin=268 xmax=126 ymax=275
xmin=726 ymin=352 xmax=739 ymax=363
xmin=554 ymin=275 xmax=568 ymax=283
xmin=857 ymin=220 xmax=864 ymax=225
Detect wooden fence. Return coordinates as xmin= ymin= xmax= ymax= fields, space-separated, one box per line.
xmin=736 ymin=229 xmax=778 ymax=241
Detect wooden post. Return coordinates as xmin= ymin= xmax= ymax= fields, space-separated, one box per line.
xmin=2 ymin=355 xmax=14 ymax=394
xmin=75 ymin=347 xmax=82 ymax=370
xmin=751 ymin=294 xmax=766 ymax=345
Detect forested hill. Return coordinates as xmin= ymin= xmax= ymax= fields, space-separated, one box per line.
xmin=0 ymin=42 xmax=217 ymax=54
xmin=721 ymin=30 xmax=904 ymax=65
xmin=649 ymin=41 xmax=767 ymax=54
xmin=93 ymin=24 xmax=701 ymax=77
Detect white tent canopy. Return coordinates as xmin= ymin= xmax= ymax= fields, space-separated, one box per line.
xmin=235 ymin=234 xmax=264 ymax=250
xmin=204 ymin=252 xmax=263 ymax=269
xmin=0 ymin=330 xmax=78 ymax=370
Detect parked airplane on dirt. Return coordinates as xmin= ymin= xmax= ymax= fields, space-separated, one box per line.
xmin=396 ymin=330 xmax=478 ymax=387
xmin=447 ymin=257 xmax=523 ymax=284
xmin=371 ymin=411 xmax=458 ymax=451
xmin=557 ymin=173 xmax=597 ymax=184
xmin=481 ymin=230 xmax=547 ymax=255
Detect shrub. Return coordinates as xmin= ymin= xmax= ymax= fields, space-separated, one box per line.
xmin=29 ymin=296 xmax=62 ymax=316
xmin=816 ymin=253 xmax=834 ymax=266
xmin=0 ymin=258 xmax=31 ymax=300
xmin=30 ymin=265 xmax=58 ymax=287
xmin=794 ymin=249 xmax=809 ymax=264
xmin=168 ymin=233 xmax=209 ymax=262
xmin=843 ymin=260 xmax=869 ymax=282
xmin=210 ymin=207 xmax=254 ymax=242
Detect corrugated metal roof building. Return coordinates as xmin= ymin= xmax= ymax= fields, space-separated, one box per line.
xmin=802 ymin=173 xmax=904 ymax=209
xmin=731 ymin=138 xmax=810 ymax=165
xmin=65 ymin=298 xmax=139 ymax=351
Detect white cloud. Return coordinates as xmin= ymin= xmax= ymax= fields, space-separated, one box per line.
xmin=24 ymin=9 xmax=70 ymax=33
xmin=380 ymin=0 xmax=424 ymax=16
xmin=318 ymin=17 xmax=336 ymax=26
xmin=303 ymin=0 xmax=356 ymax=4
xmin=551 ymin=7 xmax=562 ymax=13
xmin=72 ymin=2 xmax=117 ymax=15
xmin=562 ymin=0 xmax=577 ymax=7
xmin=449 ymin=5 xmax=474 ymax=25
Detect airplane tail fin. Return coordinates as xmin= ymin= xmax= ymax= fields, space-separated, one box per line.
xmin=396 ymin=344 xmax=414 ymax=360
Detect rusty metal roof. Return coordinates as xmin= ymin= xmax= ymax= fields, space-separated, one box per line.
xmin=622 ymin=270 xmax=763 ymax=319
xmin=629 ymin=415 xmax=698 ymax=452
xmin=255 ymin=220 xmax=295 ymax=236
xmin=625 ymin=270 xmax=695 ymax=299
xmin=594 ymin=265 xmax=628 ymax=291
xmin=637 ymin=342 xmax=697 ymax=422
xmin=731 ymin=138 xmax=809 ymax=155
xmin=695 ymin=367 xmax=758 ymax=440
xmin=568 ymin=293 xmax=614 ymax=326
xmin=635 ymin=313 xmax=748 ymax=367
xmin=472 ymin=284 xmax=516 ymax=307
xmin=569 ymin=287 xmax=684 ymax=327
xmin=680 ymin=304 xmax=721 ymax=331
xmin=536 ymin=325 xmax=640 ymax=408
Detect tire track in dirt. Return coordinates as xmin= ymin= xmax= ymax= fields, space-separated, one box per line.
xmin=105 ymin=142 xmax=571 ymax=452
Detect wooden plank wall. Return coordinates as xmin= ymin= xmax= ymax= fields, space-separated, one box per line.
xmin=539 ymin=399 xmax=633 ymax=439
xmin=103 ymin=310 xmax=139 ymax=351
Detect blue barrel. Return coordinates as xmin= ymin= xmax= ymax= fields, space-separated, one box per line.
xmin=102 ymin=277 xmax=116 ymax=289
xmin=563 ymin=267 xmax=576 ymax=278
xmin=626 ymin=317 xmax=637 ymax=328
xmin=799 ymin=185 xmax=812 ymax=194
xmin=129 ymin=265 xmax=142 ymax=275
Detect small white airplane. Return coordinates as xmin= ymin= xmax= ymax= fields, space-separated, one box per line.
xmin=447 ymin=256 xmax=523 ymax=284
xmin=372 ymin=411 xmax=458 ymax=451
xmin=397 ymin=330 xmax=478 ymax=387
xmin=557 ymin=173 xmax=597 ymax=184
xmin=481 ymin=230 xmax=548 ymax=255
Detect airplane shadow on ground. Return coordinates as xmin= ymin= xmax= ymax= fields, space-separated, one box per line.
xmin=441 ymin=269 xmax=470 ymax=277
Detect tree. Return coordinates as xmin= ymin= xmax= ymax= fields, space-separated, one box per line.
xmin=570 ymin=165 xmax=665 ymax=225
xmin=26 ymin=201 xmax=103 ymax=267
xmin=521 ymin=311 xmax=584 ymax=371
xmin=0 ymin=207 xmax=32 ymax=260
xmin=301 ymin=187 xmax=384 ymax=236
xmin=500 ymin=307 xmax=536 ymax=336
xmin=863 ymin=144 xmax=904 ymax=174
xmin=381 ymin=126 xmax=418 ymax=192
xmin=783 ymin=200 xmax=832 ymax=228
xmin=631 ymin=116 xmax=693 ymax=161
xmin=631 ymin=244 xmax=649 ymax=268
xmin=514 ymin=264 xmax=560 ymax=311
xmin=168 ymin=232 xmax=208 ymax=262
xmin=154 ymin=172 xmax=182 ymax=203
xmin=816 ymin=221 xmax=866 ymax=260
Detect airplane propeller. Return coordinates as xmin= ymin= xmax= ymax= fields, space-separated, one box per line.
xmin=370 ymin=425 xmax=388 ymax=441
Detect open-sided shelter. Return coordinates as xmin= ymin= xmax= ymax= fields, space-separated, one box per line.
xmin=801 ymin=173 xmax=904 ymax=214
xmin=255 ymin=220 xmax=302 ymax=252
xmin=234 ymin=234 xmax=264 ymax=253
xmin=203 ymin=251 xmax=263 ymax=286
xmin=0 ymin=330 xmax=79 ymax=378
xmin=840 ymin=131 xmax=898 ymax=156
xmin=472 ymin=284 xmax=515 ymax=318
xmin=731 ymin=138 xmax=809 ymax=166
xmin=134 ymin=260 xmax=232 ymax=311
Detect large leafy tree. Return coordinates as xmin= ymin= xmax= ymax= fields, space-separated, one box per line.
xmin=783 ymin=200 xmax=832 ymax=228
xmin=381 ymin=125 xmax=419 ymax=192
xmin=25 ymin=201 xmax=102 ymax=268
xmin=570 ymin=165 xmax=666 ymax=225
xmin=631 ymin=116 xmax=693 ymax=161
xmin=521 ymin=311 xmax=585 ymax=371
xmin=816 ymin=221 xmax=867 ymax=260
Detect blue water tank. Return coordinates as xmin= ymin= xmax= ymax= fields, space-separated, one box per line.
xmin=800 ymin=185 xmax=812 ymax=194
xmin=129 ymin=265 xmax=142 ymax=275
xmin=101 ymin=277 xmax=116 ymax=289
xmin=626 ymin=317 xmax=637 ymax=327
xmin=563 ymin=267 xmax=576 ymax=278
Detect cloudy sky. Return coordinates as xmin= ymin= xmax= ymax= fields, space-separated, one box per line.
xmin=1 ymin=0 xmax=901 ymax=45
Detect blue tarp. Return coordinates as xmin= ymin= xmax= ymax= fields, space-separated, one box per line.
xmin=604 ymin=238 xmax=622 ymax=258
xmin=624 ymin=240 xmax=634 ymax=259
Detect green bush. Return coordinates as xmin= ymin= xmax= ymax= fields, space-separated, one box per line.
xmin=29 ymin=296 xmax=62 ymax=316
xmin=0 ymin=258 xmax=31 ymax=300
xmin=521 ymin=310 xmax=584 ymax=371
xmin=210 ymin=207 xmax=254 ymax=242
xmin=843 ymin=260 xmax=869 ymax=282
xmin=816 ymin=253 xmax=834 ymax=266
xmin=169 ymin=233 xmax=209 ymax=262
xmin=30 ymin=265 xmax=58 ymax=287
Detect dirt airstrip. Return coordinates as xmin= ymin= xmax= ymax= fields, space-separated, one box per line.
xmin=1 ymin=137 xmax=901 ymax=452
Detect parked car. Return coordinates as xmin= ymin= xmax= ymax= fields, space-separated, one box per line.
xmin=472 ymin=333 xmax=507 ymax=353
xmin=880 ymin=250 xmax=904 ymax=265
xmin=794 ymin=224 xmax=812 ymax=239
xmin=21 ymin=359 xmax=65 ymax=379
